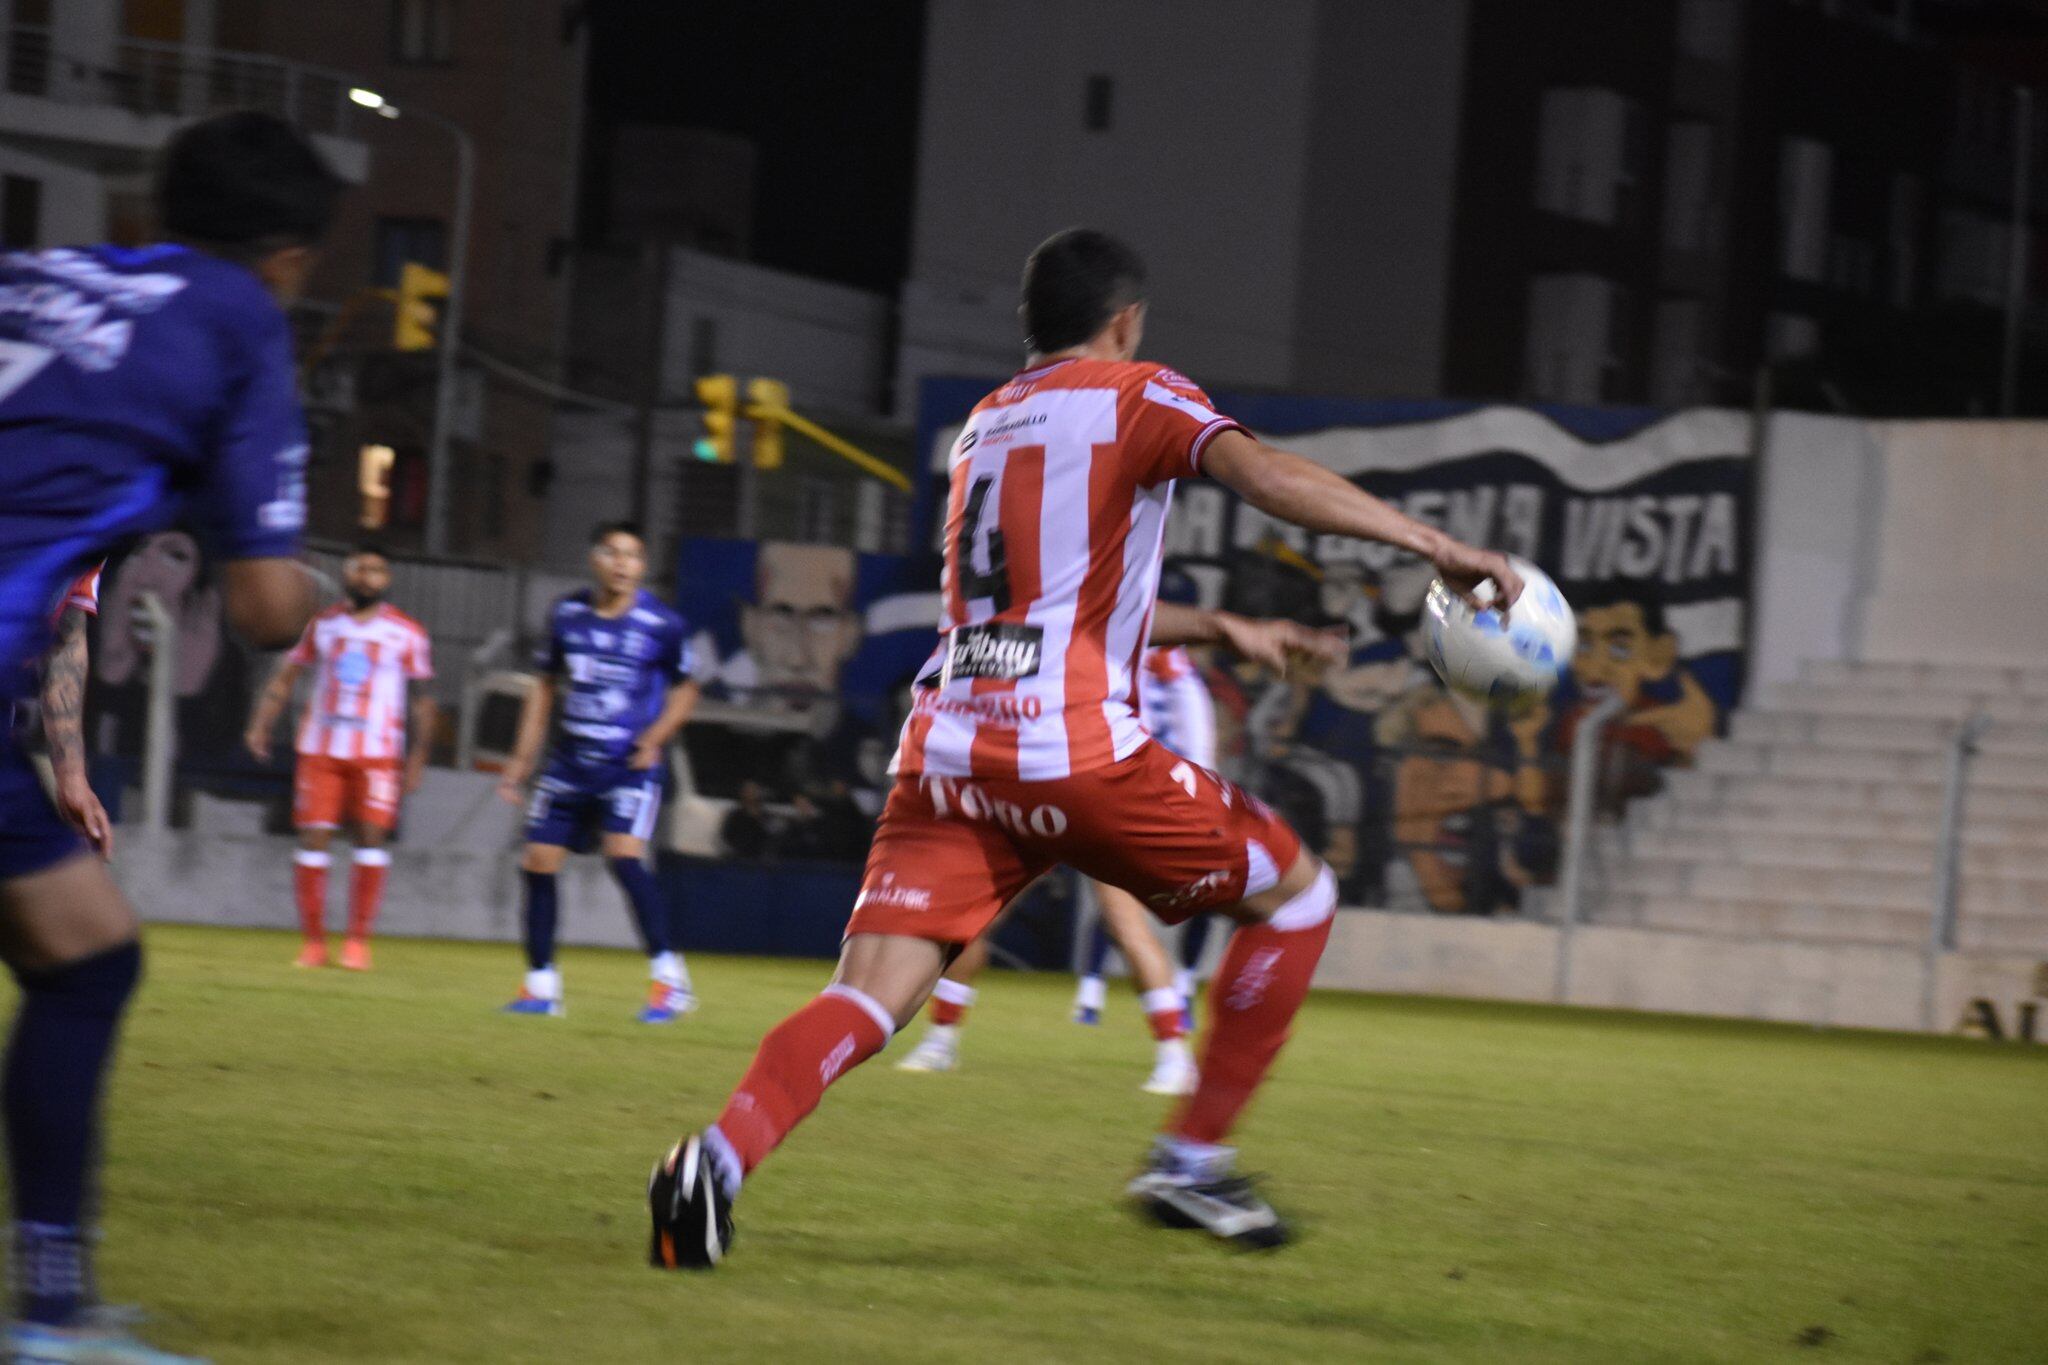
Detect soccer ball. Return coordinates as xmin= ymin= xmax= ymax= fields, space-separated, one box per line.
xmin=1421 ymin=556 xmax=1576 ymax=706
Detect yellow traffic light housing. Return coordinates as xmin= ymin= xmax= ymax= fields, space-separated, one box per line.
xmin=694 ymin=373 xmax=739 ymax=463
xmin=393 ymin=261 xmax=449 ymax=352
xmin=745 ymin=377 xmax=790 ymax=470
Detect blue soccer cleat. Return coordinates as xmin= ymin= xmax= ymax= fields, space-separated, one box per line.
xmin=502 ymin=991 xmax=564 ymax=1018
xmin=1072 ymin=1003 xmax=1102 ymax=1026
xmin=6 ymin=1309 xmax=208 ymax=1363
xmin=636 ymin=983 xmax=697 ymax=1025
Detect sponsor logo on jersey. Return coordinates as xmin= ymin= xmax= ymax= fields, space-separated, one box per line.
xmin=939 ymin=622 xmax=1043 ymax=683
xmin=1225 ymin=947 xmax=1285 ymax=1011
xmin=1149 ymin=868 xmax=1231 ymax=912
xmin=918 ymin=776 xmax=1068 ymax=838
xmin=854 ymin=872 xmax=932 ymax=913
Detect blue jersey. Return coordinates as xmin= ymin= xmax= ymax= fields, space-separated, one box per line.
xmin=0 ymin=244 xmax=307 ymax=700
xmin=536 ymin=589 xmax=694 ymax=768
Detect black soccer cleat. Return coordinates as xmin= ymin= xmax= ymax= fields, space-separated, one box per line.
xmin=648 ymin=1134 xmax=735 ymax=1270
xmin=1127 ymin=1165 xmax=1292 ymax=1250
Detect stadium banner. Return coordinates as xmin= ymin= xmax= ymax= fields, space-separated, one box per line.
xmin=915 ymin=379 xmax=1758 ymax=916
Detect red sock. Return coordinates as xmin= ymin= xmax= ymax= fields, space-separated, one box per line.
xmin=929 ymin=978 xmax=975 ymax=1028
xmin=712 ymin=985 xmax=893 ymax=1176
xmin=1142 ymin=987 xmax=1186 ymax=1042
xmin=293 ymin=850 xmax=330 ymax=942
xmin=348 ymin=849 xmax=390 ymax=940
xmin=1170 ymin=882 xmax=1334 ymax=1145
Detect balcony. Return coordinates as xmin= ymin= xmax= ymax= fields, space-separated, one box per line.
xmin=0 ymin=24 xmax=368 ymax=180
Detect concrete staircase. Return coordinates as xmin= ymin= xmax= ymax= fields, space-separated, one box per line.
xmin=1594 ymin=660 xmax=2048 ymax=954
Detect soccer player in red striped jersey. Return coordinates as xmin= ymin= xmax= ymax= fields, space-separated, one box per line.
xmin=246 ymin=544 xmax=436 ymax=970
xmin=649 ymin=229 xmax=1523 ymax=1265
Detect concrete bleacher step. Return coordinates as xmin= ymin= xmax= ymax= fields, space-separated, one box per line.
xmin=1730 ymin=711 xmax=2048 ymax=758
xmin=1767 ymin=682 xmax=2048 ymax=725
xmin=1593 ymin=894 xmax=2048 ymax=954
xmin=1625 ymin=828 xmax=2048 ymax=880
xmin=1609 ymin=857 xmax=2048 ymax=917
xmin=1693 ymin=740 xmax=2048 ymax=789
xmin=1632 ymin=800 xmax=2048 ymax=851
xmin=1802 ymin=659 xmax=2048 ymax=698
xmin=1658 ymin=770 xmax=2048 ymax=821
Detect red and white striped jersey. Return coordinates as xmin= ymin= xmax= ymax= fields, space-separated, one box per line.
xmin=287 ymin=603 xmax=433 ymax=760
xmin=893 ymin=358 xmax=1244 ymax=781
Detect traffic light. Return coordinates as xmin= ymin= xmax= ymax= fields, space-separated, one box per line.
xmin=745 ymin=377 xmax=790 ymax=470
xmin=393 ymin=261 xmax=449 ymax=351
xmin=693 ymin=374 xmax=739 ymax=462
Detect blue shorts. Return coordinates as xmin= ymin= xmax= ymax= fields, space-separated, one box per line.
xmin=524 ymin=758 xmax=667 ymax=852
xmin=0 ymin=737 xmax=85 ymax=880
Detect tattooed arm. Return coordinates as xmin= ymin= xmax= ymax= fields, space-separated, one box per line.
xmin=43 ymin=605 xmax=112 ymax=857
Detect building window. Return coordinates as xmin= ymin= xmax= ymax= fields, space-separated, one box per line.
xmin=1084 ymin=74 xmax=1114 ymax=132
xmin=1661 ymin=122 xmax=1717 ymax=255
xmin=0 ymin=175 xmax=41 ymax=249
xmin=1534 ymin=88 xmax=1644 ymax=227
xmin=373 ymin=216 xmax=447 ymax=288
xmin=392 ymin=0 xmax=455 ymax=65
xmin=1676 ymin=0 xmax=1739 ymax=62
xmin=1888 ymin=173 xmax=1921 ymax=309
xmin=1777 ymin=137 xmax=1833 ymax=282
xmin=1936 ymin=208 xmax=2007 ymax=307
xmin=1524 ymin=273 xmax=1621 ymax=403
xmin=1649 ymin=299 xmax=1703 ymax=407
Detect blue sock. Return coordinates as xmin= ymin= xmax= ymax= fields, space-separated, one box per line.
xmin=521 ymin=870 xmax=558 ymax=971
xmin=608 ymin=858 xmax=671 ymax=956
xmin=1084 ymin=914 xmax=1117 ymax=978
xmin=5 ymin=941 xmax=141 ymax=1326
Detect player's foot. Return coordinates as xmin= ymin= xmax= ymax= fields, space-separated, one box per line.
xmin=1126 ymin=1141 xmax=1291 ymax=1250
xmin=1071 ymin=1003 xmax=1102 ymax=1026
xmin=648 ymin=1133 xmax=734 ymax=1270
xmin=5 ymin=1308 xmax=208 ymax=1362
xmin=894 ymin=1028 xmax=958 ymax=1073
xmin=637 ymin=983 xmax=697 ymax=1024
xmin=338 ymin=938 xmax=372 ymax=972
xmin=1140 ymin=1046 xmax=1199 ymax=1097
xmin=501 ymin=991 xmax=564 ymax=1017
xmin=291 ymin=942 xmax=327 ymax=969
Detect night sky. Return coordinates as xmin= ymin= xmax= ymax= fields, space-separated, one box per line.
xmin=584 ymin=0 xmax=927 ymax=294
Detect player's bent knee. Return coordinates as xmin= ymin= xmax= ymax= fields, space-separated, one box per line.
xmin=521 ymin=844 xmax=568 ymax=875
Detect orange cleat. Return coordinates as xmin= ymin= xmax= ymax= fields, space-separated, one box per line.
xmin=339 ymin=938 xmax=373 ymax=971
xmin=293 ymin=941 xmax=329 ymax=969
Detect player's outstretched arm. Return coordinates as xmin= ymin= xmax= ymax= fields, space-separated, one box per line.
xmin=1201 ymin=429 xmax=1524 ymax=609
xmin=244 ymin=656 xmax=305 ymax=762
xmin=496 ymin=676 xmax=556 ymax=804
xmin=1149 ymin=601 xmax=1343 ymax=675
xmin=630 ymin=679 xmax=701 ymax=771
xmin=222 ymin=557 xmax=320 ymax=650
xmin=405 ymin=685 xmax=439 ymax=794
xmin=42 ymin=605 xmax=112 ymax=858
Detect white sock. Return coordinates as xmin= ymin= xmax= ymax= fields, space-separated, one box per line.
xmin=524 ymin=966 xmax=561 ymax=1001
xmin=1075 ymin=975 xmax=1107 ymax=1011
xmin=703 ymin=1124 xmax=743 ymax=1200
xmin=1159 ymin=1134 xmax=1233 ymax=1180
xmin=922 ymin=1023 xmax=959 ymax=1049
xmin=650 ymin=951 xmax=690 ymax=991
xmin=1172 ymin=967 xmax=1196 ymax=1001
xmin=1155 ymin=1036 xmax=1192 ymax=1068
xmin=1140 ymin=986 xmax=1182 ymax=1017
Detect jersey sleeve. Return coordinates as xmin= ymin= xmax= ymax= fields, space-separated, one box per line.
xmin=202 ymin=301 xmax=308 ymax=559
xmin=668 ymin=617 xmax=697 ymax=685
xmin=285 ymin=617 xmax=319 ymax=666
xmin=1124 ymin=367 xmax=1246 ymax=486
xmin=531 ymin=603 xmax=566 ymax=674
xmin=407 ymin=627 xmax=435 ymax=681
xmin=63 ymin=566 xmax=101 ymax=617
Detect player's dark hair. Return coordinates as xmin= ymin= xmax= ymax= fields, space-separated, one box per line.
xmin=156 ymin=111 xmax=342 ymax=256
xmin=1574 ymin=584 xmax=1668 ymax=638
xmin=590 ymin=519 xmax=644 ymax=546
xmin=347 ymin=539 xmax=390 ymax=563
xmin=1020 ymin=228 xmax=1146 ymax=353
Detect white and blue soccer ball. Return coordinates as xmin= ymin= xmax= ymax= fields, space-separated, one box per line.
xmin=1421 ymin=555 xmax=1575 ymax=706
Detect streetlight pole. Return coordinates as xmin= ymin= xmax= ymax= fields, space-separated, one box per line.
xmin=350 ymin=87 xmax=473 ymax=556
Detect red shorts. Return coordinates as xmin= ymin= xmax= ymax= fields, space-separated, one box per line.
xmin=848 ymin=740 xmax=1303 ymax=945
xmin=293 ymin=753 xmax=403 ymax=832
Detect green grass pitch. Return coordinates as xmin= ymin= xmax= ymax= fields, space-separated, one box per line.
xmin=32 ymin=925 xmax=2048 ymax=1363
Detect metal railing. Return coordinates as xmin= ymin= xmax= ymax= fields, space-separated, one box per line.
xmin=1923 ymin=709 xmax=1995 ymax=1029
xmin=137 ymin=592 xmax=175 ymax=833
xmin=2 ymin=25 xmax=364 ymax=138
xmin=1553 ymin=692 xmax=1630 ymax=1002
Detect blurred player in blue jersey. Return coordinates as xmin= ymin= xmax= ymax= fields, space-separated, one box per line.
xmin=0 ymin=112 xmax=333 ymax=1362
xmin=495 ymin=522 xmax=701 ymax=1022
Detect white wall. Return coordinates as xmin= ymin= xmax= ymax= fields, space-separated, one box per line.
xmin=903 ymin=0 xmax=1319 ymax=399
xmin=1748 ymin=412 xmax=1884 ymax=690
xmin=662 ymin=247 xmax=891 ymax=418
